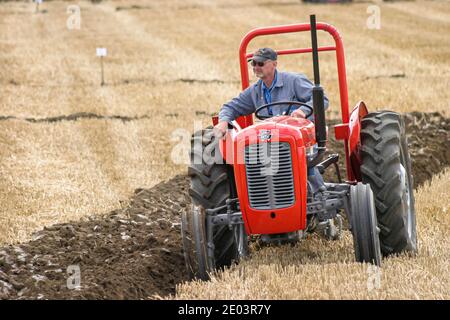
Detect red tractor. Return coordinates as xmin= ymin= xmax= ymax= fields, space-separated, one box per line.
xmin=181 ymin=15 xmax=417 ymax=280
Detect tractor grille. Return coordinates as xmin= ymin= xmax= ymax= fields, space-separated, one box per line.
xmin=244 ymin=142 xmax=295 ymax=210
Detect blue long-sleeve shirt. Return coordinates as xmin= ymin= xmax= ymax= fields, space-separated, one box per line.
xmin=218 ymin=71 xmax=329 ymax=122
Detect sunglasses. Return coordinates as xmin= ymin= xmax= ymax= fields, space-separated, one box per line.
xmin=250 ymin=60 xmax=269 ymax=67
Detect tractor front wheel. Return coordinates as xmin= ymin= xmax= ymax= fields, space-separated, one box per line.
xmin=181 ymin=128 xmax=248 ymax=281
xmin=350 ymin=183 xmax=382 ymax=266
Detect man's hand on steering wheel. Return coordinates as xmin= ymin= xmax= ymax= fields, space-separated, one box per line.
xmin=291 ymin=108 xmax=306 ymax=118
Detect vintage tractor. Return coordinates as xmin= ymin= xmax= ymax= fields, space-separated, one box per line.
xmin=181 ymin=15 xmax=417 ymax=280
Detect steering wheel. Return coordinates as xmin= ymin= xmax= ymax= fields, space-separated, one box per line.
xmin=255 ymin=101 xmax=314 ymax=120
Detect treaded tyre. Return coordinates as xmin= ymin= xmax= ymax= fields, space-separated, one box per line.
xmin=360 ymin=111 xmax=417 ymax=256
xmin=181 ymin=127 xmax=248 ymax=280
xmin=350 ymin=183 xmax=382 ymax=266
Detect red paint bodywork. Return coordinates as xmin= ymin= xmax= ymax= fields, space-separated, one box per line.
xmin=347 ymin=101 xmax=369 ymax=181
xmin=212 ymin=21 xmax=367 ymax=235
xmin=231 ymin=117 xmax=315 ymax=234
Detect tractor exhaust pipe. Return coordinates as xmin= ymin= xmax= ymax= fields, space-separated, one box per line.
xmin=308 ymin=14 xmax=327 ymax=168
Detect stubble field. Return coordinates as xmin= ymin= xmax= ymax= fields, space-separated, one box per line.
xmin=0 ymin=0 xmax=449 ymax=299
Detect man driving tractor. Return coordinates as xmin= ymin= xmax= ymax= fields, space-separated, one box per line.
xmin=183 ymin=18 xmax=417 ymax=280
xmin=213 ymin=47 xmax=329 ymax=193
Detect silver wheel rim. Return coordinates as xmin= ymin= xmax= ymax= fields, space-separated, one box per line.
xmin=399 ymin=164 xmax=413 ymax=240
xmin=234 ymin=224 xmax=247 ymax=257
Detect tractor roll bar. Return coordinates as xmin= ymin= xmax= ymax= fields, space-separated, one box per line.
xmin=238 ymin=21 xmax=350 ymax=129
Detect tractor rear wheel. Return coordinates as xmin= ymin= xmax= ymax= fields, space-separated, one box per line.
xmin=350 ymin=183 xmax=382 ymax=266
xmin=360 ymin=111 xmax=417 ymax=256
xmin=181 ymin=128 xmax=248 ymax=280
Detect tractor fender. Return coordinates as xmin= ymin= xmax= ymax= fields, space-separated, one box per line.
xmin=348 ymin=101 xmax=369 ymax=181
xmin=212 ymin=115 xmax=240 ymax=165
xmin=219 ymin=131 xmax=236 ymax=165
xmin=348 ymin=101 xmax=369 ymax=154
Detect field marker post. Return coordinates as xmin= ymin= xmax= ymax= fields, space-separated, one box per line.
xmin=96 ymin=48 xmax=107 ymax=86
xmin=35 ymin=0 xmax=42 ymax=13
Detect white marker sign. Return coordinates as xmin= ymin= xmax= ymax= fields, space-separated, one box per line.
xmin=96 ymin=48 xmax=107 ymax=57
xmin=35 ymin=0 xmax=43 ymax=4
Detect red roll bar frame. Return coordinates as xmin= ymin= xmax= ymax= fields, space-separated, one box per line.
xmin=236 ymin=22 xmax=352 ymax=180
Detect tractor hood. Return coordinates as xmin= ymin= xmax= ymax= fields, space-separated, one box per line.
xmin=219 ymin=115 xmax=316 ymax=165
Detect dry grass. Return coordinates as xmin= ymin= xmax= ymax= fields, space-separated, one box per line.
xmin=0 ymin=0 xmax=449 ymax=298
xmin=0 ymin=118 xmax=182 ymax=243
xmin=176 ymin=169 xmax=450 ymax=299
